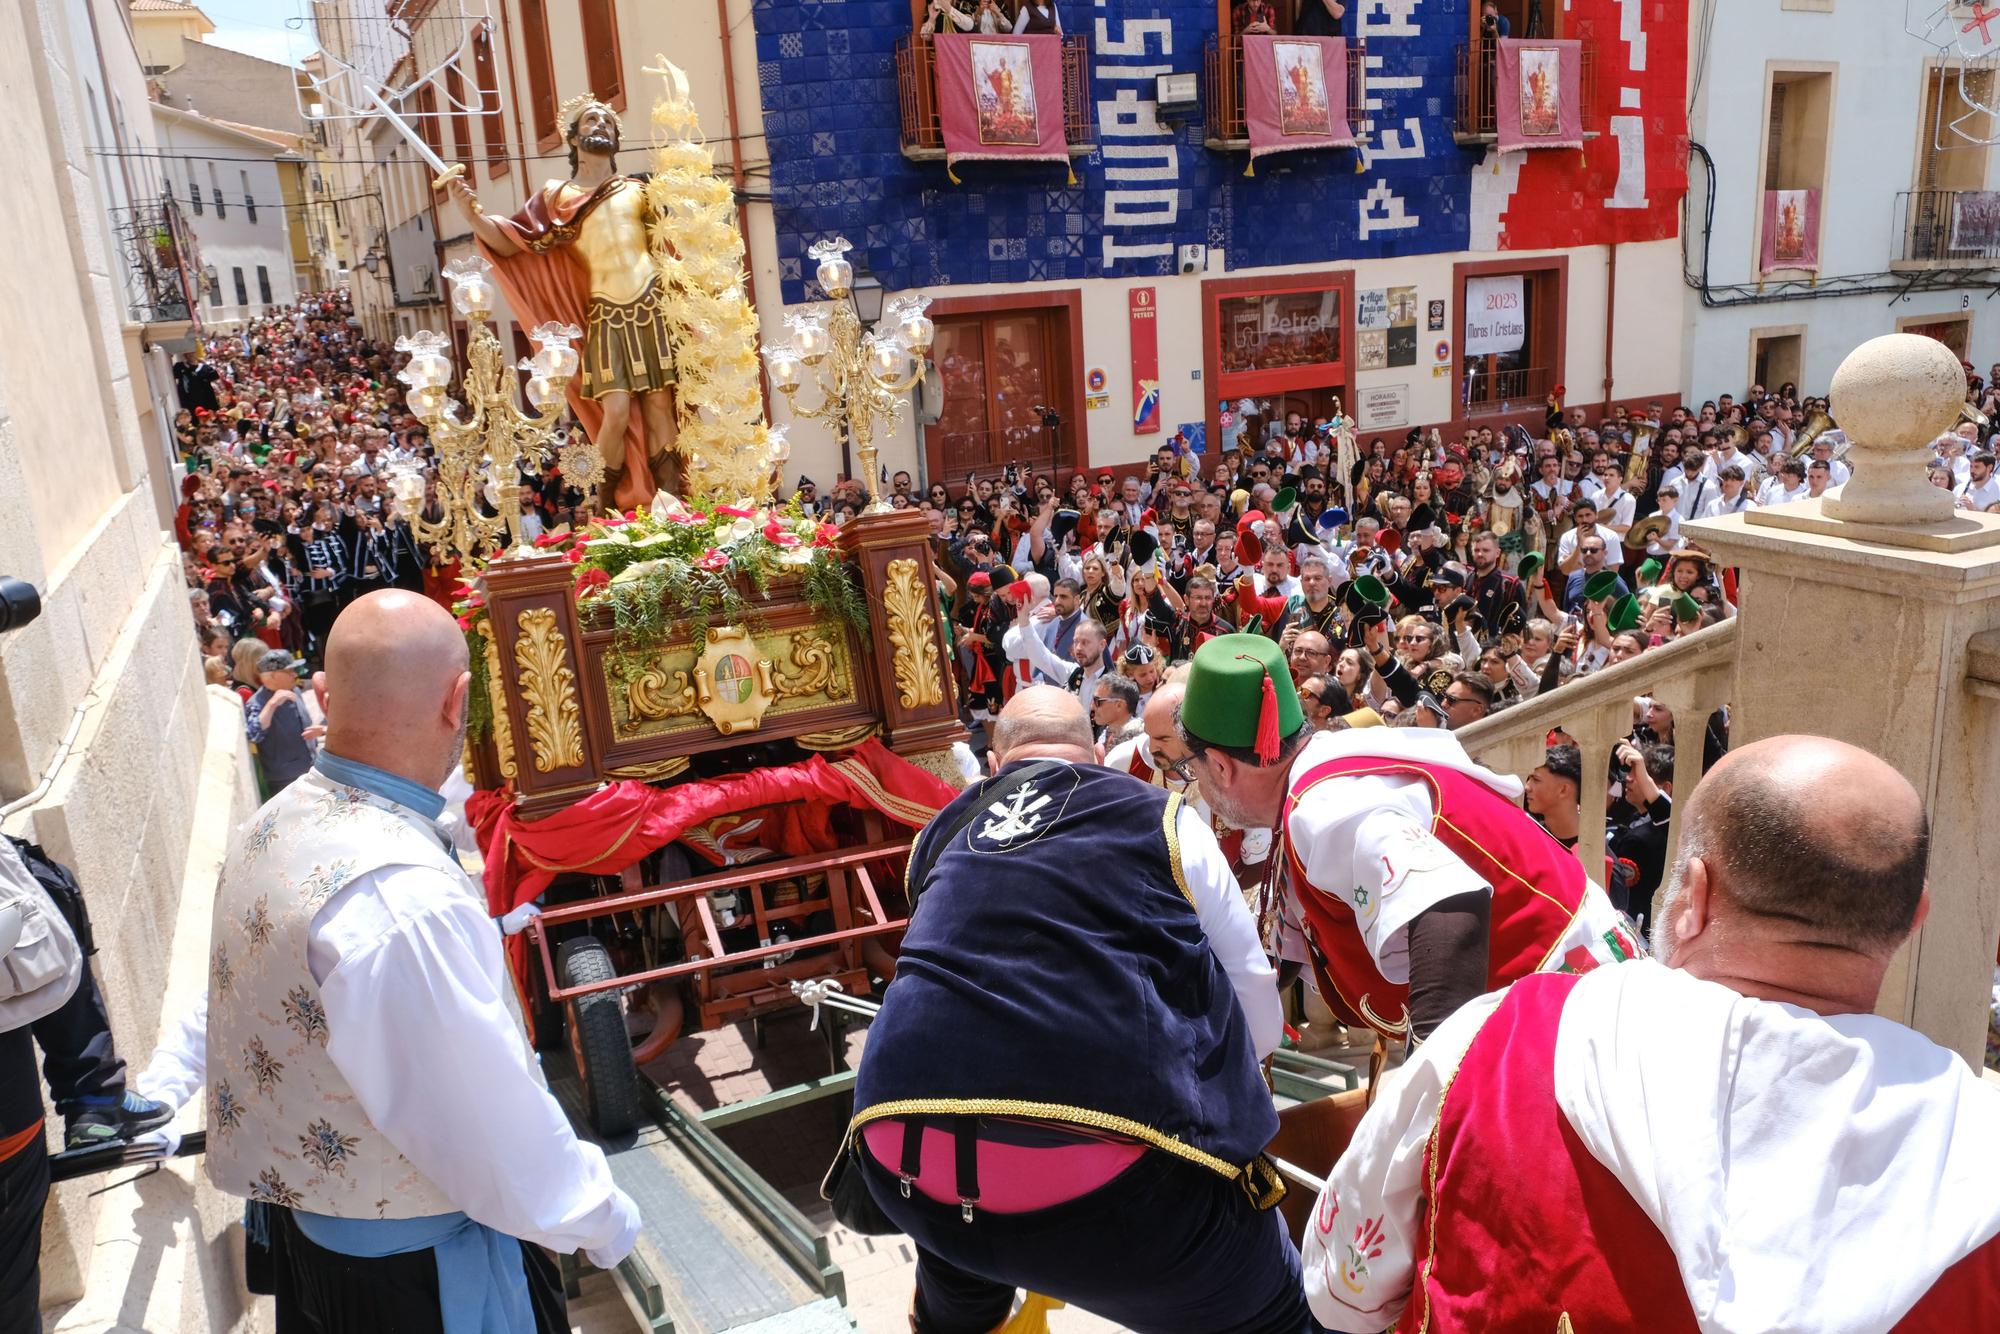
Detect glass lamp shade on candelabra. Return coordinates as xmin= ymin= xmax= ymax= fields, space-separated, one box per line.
xmin=389 ymin=309 xmax=593 ymax=565
xmin=443 ymin=254 xmax=497 ymax=319
xmin=763 ymin=240 xmax=936 ymax=516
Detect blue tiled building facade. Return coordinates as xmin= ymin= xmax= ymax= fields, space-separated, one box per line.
xmin=755 ymin=0 xmax=1477 ymax=303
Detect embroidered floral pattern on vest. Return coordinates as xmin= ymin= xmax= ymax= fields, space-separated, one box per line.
xmin=299 ymin=1118 xmax=361 ymax=1176
xmin=205 ymin=769 xmax=513 ymax=1220
xmin=212 ymin=1078 xmax=244 ymax=1136
xmin=243 ymin=895 xmax=274 ymax=952
xmin=250 ymin=1166 xmax=304 ymax=1208
xmin=245 ymin=810 xmax=280 ymax=857
xmin=244 ymin=1035 xmax=285 ymax=1096
xmin=297 ymin=857 xmax=358 ymax=907
xmin=282 ymin=985 xmax=328 ymax=1045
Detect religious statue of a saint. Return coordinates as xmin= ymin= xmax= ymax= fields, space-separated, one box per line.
xmin=439 ymin=95 xmax=678 ymax=510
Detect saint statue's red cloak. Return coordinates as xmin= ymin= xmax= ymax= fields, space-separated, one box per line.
xmin=478 ymin=178 xmax=657 ymax=510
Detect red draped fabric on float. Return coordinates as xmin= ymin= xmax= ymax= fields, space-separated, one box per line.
xmin=467 ymin=738 xmax=956 ymax=922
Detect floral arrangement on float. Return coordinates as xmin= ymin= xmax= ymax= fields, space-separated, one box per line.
xmin=453 ymin=482 xmax=868 ymax=744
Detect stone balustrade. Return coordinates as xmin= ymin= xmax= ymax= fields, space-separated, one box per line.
xmin=1455 ymin=617 xmax=1737 ymax=906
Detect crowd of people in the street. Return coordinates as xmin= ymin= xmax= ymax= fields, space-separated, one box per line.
xmin=169 ymin=288 xmax=2000 ymax=1042
xmin=170 ymin=291 xmax=597 ymax=793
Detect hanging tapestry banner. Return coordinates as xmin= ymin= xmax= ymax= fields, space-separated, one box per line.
xmin=1243 ymin=34 xmax=1355 ymax=163
xmin=1761 ymin=188 xmax=1821 ymax=272
xmin=1496 ymin=39 xmax=1583 ymax=152
xmin=936 ymin=33 xmax=1069 ymax=173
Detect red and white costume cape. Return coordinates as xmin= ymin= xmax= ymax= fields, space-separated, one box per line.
xmin=1306 ymin=959 xmax=2000 ymax=1332
xmin=1283 ymin=727 xmax=1632 ymax=1040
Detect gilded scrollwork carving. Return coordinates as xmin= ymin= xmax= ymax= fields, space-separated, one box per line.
xmin=883 ymin=558 xmax=944 ymax=710
xmin=772 ymin=629 xmax=850 ymax=702
xmin=477 ymin=620 xmax=517 ymax=782
xmin=514 ymin=607 xmax=586 ymax=772
xmin=621 ymin=659 xmax=700 ymax=724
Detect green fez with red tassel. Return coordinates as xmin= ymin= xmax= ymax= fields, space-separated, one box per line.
xmin=1181 ymin=633 xmax=1305 ymax=764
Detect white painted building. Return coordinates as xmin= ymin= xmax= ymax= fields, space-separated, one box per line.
xmin=1681 ymin=4 xmax=2000 ymax=399
xmin=150 ymin=100 xmax=301 ymax=326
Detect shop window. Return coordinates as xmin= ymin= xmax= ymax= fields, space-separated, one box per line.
xmin=1457 ymin=263 xmax=1562 ymax=414
xmin=1202 ymin=271 xmax=1353 ymax=450
xmin=1218 ymin=290 xmax=1343 ymax=378
xmin=924 ymin=301 xmax=1078 ymax=481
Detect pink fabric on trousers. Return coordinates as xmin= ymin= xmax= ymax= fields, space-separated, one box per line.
xmin=861 ymin=1120 xmax=1146 ymax=1214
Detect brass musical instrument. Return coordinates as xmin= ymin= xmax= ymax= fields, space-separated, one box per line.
xmin=1962 ymin=401 xmax=1990 ymax=431
xmin=1789 ymin=408 xmax=1833 ymax=459
xmin=1623 ymin=418 xmax=1657 ymax=488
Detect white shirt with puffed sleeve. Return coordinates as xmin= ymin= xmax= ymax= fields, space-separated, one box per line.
xmin=1284 ymin=729 xmax=1517 ymax=981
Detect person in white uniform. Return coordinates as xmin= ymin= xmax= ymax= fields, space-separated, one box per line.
xmin=1304 ymin=735 xmax=2000 ymax=1332
xmin=201 ymin=589 xmax=637 ymax=1332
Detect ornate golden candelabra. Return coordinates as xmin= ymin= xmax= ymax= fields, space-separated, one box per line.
xmin=389 ymin=255 xmax=603 ymax=565
xmin=762 ymin=238 xmax=934 ymax=514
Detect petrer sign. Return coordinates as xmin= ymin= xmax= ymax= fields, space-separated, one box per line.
xmin=1463 ymin=276 xmax=1526 ymax=357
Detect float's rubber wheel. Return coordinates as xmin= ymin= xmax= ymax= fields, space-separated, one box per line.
xmin=557 ymin=935 xmax=642 ymax=1137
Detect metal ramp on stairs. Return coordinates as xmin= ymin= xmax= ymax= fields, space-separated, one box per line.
xmin=548 ymin=1053 xmax=859 ymax=1334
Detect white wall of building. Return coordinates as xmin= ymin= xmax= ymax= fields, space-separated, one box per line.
xmin=1682 ymin=5 xmax=1999 ymax=397
xmin=152 ymin=104 xmax=300 ymax=326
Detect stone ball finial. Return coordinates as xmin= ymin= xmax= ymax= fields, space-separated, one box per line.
xmin=1822 ymin=333 xmax=1962 ymax=526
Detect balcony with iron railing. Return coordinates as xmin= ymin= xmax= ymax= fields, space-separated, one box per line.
xmin=1452 ymin=41 xmax=1597 ymax=143
xmin=1464 ymin=362 xmax=1555 ymax=413
xmin=894 ymin=33 xmax=1094 ymax=162
xmin=1203 ymin=36 xmax=1369 ymax=152
xmin=1894 ymin=188 xmax=2000 ymax=268
xmin=116 ymin=199 xmax=199 ymax=325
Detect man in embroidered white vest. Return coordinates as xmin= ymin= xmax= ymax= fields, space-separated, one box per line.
xmin=205 ymin=589 xmax=638 ymax=1331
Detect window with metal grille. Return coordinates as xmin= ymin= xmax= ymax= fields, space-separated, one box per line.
xmin=257 ymin=265 xmax=272 ymax=305
xmin=242 ymin=171 xmax=257 ymax=223
xmin=232 ymin=267 xmax=248 ymax=307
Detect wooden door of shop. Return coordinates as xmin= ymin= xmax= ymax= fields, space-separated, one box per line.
xmin=926 ymin=308 xmax=1071 ymax=484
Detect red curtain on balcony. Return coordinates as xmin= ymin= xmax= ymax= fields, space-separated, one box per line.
xmin=935 ymin=32 xmax=1070 ymax=181
xmin=1243 ymin=34 xmax=1354 ymax=169
xmin=1496 ymin=39 xmax=1583 ymax=152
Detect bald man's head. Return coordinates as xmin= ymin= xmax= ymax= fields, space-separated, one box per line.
xmin=1676 ymin=734 xmax=1928 ymax=955
xmin=323 ymin=589 xmax=473 ymax=788
xmin=990 ymin=685 xmax=1093 ymax=767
